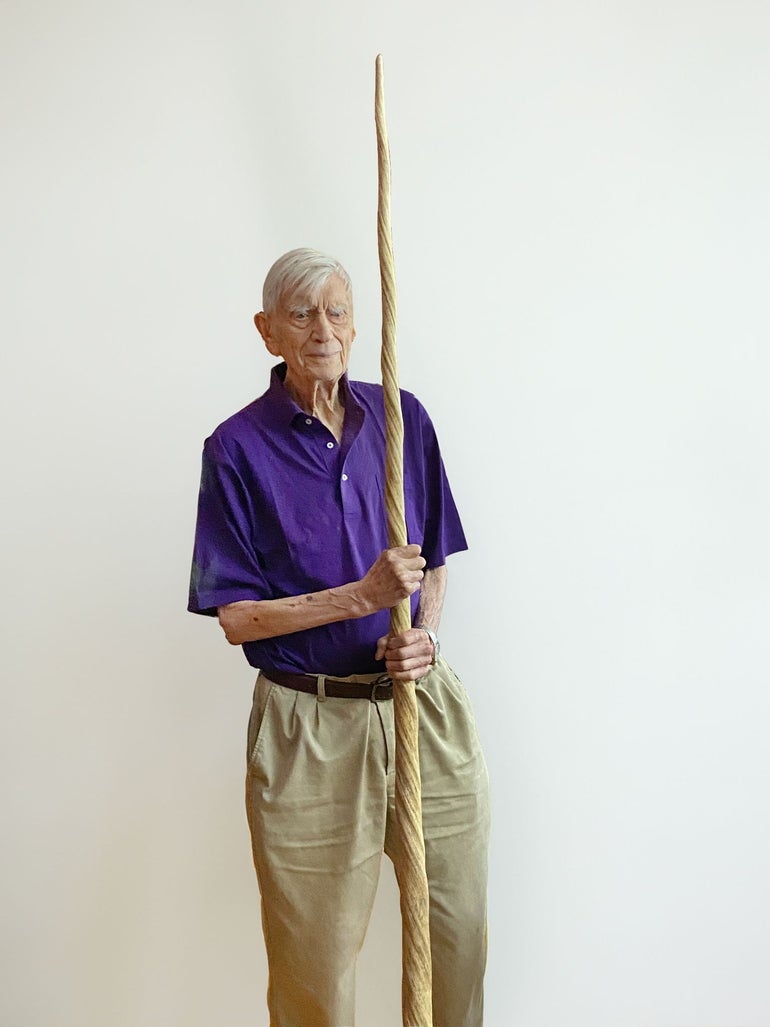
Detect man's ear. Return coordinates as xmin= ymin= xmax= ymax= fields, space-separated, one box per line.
xmin=254 ymin=311 xmax=281 ymax=357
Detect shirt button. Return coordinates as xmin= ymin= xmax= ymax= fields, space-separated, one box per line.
xmin=341 ymin=473 xmax=348 ymax=481
xmin=326 ymin=441 xmax=334 ymax=449
xmin=305 ymin=418 xmax=312 ymax=425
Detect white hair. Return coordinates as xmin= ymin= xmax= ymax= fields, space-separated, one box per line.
xmin=262 ymin=248 xmax=353 ymax=314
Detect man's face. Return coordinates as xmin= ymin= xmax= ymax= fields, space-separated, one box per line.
xmin=255 ymin=274 xmax=355 ymax=389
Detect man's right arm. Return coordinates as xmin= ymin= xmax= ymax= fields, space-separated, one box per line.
xmin=217 ymin=544 xmax=425 ymax=645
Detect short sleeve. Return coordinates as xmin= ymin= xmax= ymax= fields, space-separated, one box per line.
xmin=187 ymin=433 xmax=271 ymax=616
xmin=414 ymin=399 xmax=468 ymax=568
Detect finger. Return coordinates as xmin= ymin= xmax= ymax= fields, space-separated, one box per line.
xmin=386 ymin=632 xmax=431 ymax=653
xmin=394 ymin=566 xmax=424 ymax=581
xmin=374 ymin=635 xmax=388 ymax=660
xmin=400 ymin=555 xmax=426 ymax=570
xmin=397 ymin=543 xmax=422 ymax=557
xmin=386 ymin=653 xmax=432 ymax=673
xmin=388 ymin=665 xmax=431 ymax=682
xmin=385 ymin=645 xmax=428 ymax=664
xmin=390 ymin=561 xmax=425 ymax=579
xmin=390 ymin=668 xmax=427 ymax=682
xmin=385 ymin=544 xmax=419 ymax=561
xmin=382 ymin=549 xmax=424 ymax=573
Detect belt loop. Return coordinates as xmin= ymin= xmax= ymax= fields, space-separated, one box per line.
xmin=316 ymin=674 xmax=327 ymax=703
xmin=372 ymin=674 xmax=391 ymax=699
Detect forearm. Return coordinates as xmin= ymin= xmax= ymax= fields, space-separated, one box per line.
xmin=413 ymin=564 xmax=447 ymax=633
xmin=218 ymin=582 xmax=373 ymax=645
xmin=218 ymin=544 xmax=426 ymax=646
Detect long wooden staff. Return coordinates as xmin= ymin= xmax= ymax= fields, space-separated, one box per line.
xmin=375 ymin=54 xmax=433 ymax=1027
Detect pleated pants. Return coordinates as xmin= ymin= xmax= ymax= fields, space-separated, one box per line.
xmin=245 ymin=657 xmax=490 ymax=1027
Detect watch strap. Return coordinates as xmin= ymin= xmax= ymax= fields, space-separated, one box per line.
xmin=416 ymin=624 xmax=440 ymax=665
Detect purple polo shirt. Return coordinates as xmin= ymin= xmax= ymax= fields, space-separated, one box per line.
xmin=188 ymin=363 xmax=467 ymax=676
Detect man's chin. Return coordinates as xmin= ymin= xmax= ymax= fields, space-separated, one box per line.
xmin=307 ymin=357 xmax=346 ymax=377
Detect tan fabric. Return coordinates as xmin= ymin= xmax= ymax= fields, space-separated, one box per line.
xmin=245 ymin=657 xmax=489 ymax=1027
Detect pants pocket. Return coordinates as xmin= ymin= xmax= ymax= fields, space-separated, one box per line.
xmin=246 ymin=674 xmax=275 ymax=767
xmin=436 ymin=656 xmax=478 ymax=724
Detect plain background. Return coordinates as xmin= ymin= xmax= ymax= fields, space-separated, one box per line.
xmin=2 ymin=1 xmax=769 ymax=1025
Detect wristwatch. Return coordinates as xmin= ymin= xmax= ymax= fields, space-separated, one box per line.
xmin=416 ymin=624 xmax=440 ymax=665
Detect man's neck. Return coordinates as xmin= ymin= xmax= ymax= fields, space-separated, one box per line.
xmin=284 ymin=374 xmax=346 ymax=442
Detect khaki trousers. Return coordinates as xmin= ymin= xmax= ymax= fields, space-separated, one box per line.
xmin=245 ymin=657 xmax=490 ymax=1027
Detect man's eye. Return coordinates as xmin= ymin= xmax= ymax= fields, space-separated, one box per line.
xmin=328 ymin=310 xmax=345 ymax=321
xmin=293 ymin=311 xmax=309 ymax=322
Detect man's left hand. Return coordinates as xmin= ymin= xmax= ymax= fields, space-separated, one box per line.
xmin=375 ymin=628 xmax=435 ymax=681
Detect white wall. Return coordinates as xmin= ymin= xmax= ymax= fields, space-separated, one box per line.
xmin=3 ymin=1 xmax=769 ymax=1024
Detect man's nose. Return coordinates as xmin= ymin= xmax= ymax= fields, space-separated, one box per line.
xmin=312 ymin=312 xmax=334 ymax=339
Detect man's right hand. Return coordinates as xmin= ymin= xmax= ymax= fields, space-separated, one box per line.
xmin=359 ymin=545 xmax=426 ymax=611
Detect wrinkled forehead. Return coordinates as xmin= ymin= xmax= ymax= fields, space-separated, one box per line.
xmin=281 ymin=272 xmax=353 ymax=312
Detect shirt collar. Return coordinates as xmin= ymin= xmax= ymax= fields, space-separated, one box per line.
xmin=262 ymin=362 xmax=362 ymax=429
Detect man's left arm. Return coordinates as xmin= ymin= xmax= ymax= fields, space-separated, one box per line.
xmin=375 ymin=564 xmax=447 ymax=680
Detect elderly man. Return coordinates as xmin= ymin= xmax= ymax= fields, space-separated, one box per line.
xmin=188 ymin=248 xmax=489 ymax=1027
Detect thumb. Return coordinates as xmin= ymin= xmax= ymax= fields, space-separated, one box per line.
xmin=375 ymin=635 xmax=388 ymax=660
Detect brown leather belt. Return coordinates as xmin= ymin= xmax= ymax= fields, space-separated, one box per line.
xmin=261 ymin=668 xmax=393 ymax=701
